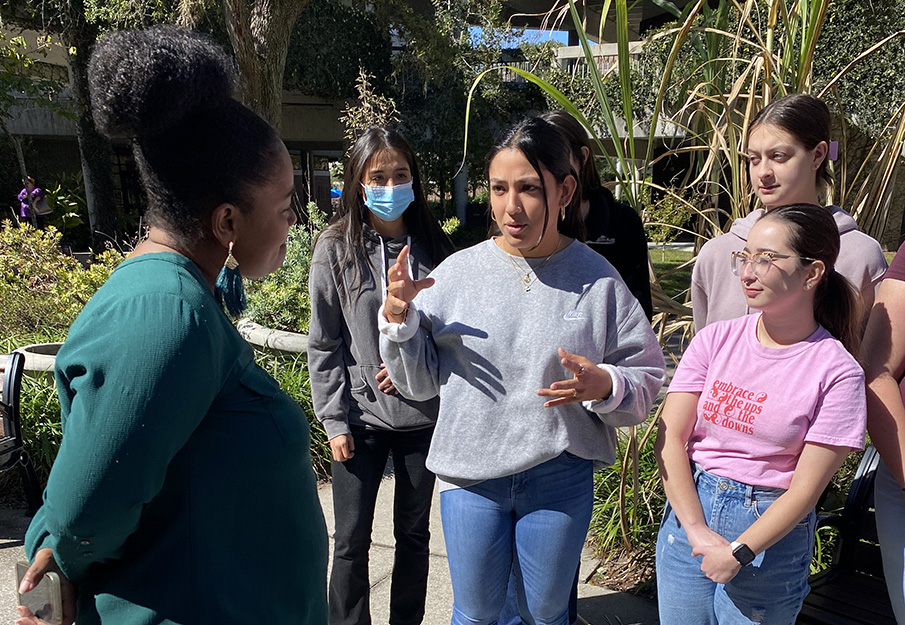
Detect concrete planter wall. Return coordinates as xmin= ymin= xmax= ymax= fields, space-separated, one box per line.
xmin=237 ymin=319 xmax=308 ymax=355
xmin=15 ymin=343 xmax=62 ymax=374
xmin=11 ymin=321 xmax=306 ymax=376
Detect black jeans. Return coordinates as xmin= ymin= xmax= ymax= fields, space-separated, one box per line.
xmin=329 ymin=425 xmax=435 ymax=625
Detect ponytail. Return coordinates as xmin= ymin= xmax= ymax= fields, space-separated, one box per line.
xmin=760 ymin=203 xmax=863 ymax=354
xmin=814 ymin=269 xmax=863 ymax=355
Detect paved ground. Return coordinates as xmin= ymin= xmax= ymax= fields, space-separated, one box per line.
xmin=0 ymin=507 xmax=31 ymax=624
xmin=0 ymin=474 xmax=659 ymax=624
xmin=319 ymin=472 xmax=660 ymax=625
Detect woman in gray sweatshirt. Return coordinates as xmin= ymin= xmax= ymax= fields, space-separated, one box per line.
xmin=307 ymin=128 xmax=454 ymax=625
xmin=378 ymin=118 xmax=666 ymax=625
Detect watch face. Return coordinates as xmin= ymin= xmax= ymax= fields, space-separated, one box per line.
xmin=732 ymin=543 xmax=756 ymax=566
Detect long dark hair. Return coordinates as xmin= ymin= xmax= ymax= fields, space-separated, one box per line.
xmin=540 ymin=110 xmax=601 ymax=201
xmin=485 ymin=116 xmax=585 ymax=242
xmin=322 ymin=127 xmax=453 ymax=298
xmin=88 ymin=26 xmax=284 ymax=248
xmin=749 ymin=94 xmax=833 ymax=197
xmin=760 ymin=203 xmax=862 ymax=354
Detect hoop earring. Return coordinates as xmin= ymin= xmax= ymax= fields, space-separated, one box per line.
xmin=215 ymin=241 xmax=247 ymax=316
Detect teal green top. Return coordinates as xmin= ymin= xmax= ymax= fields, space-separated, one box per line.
xmin=25 ymin=253 xmax=328 ymax=625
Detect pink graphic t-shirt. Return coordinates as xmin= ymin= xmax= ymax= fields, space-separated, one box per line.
xmin=669 ymin=313 xmax=866 ymax=489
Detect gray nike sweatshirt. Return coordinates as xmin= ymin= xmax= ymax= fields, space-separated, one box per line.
xmin=378 ymin=238 xmax=666 ymax=488
xmin=308 ymin=225 xmax=442 ymax=439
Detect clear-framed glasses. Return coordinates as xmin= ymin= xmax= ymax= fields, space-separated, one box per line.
xmin=730 ymin=250 xmax=815 ymax=278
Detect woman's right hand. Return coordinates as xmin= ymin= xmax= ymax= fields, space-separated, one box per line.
xmin=16 ymin=548 xmax=77 ymax=625
xmin=385 ymin=245 xmax=434 ymax=323
xmin=686 ymin=523 xmax=730 ymax=557
xmin=329 ymin=434 xmax=355 ymax=462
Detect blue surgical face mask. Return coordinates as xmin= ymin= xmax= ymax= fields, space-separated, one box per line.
xmin=361 ymin=180 xmax=415 ymax=221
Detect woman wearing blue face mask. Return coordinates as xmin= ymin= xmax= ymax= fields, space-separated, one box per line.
xmin=308 ymin=127 xmax=454 ymax=625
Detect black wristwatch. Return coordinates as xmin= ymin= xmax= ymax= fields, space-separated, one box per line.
xmin=730 ymin=541 xmax=756 ymax=566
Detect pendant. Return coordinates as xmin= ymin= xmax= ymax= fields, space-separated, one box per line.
xmin=524 ymin=284 xmax=531 ymax=292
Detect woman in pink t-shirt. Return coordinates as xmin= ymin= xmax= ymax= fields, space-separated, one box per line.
xmin=656 ymin=204 xmax=866 ymax=624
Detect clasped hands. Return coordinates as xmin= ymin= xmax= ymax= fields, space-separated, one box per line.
xmin=385 ymin=246 xmax=612 ymax=408
xmin=687 ymin=524 xmax=742 ymax=584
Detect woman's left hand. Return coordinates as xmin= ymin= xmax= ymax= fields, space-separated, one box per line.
xmin=697 ymin=543 xmax=742 ymax=584
xmin=537 ymin=348 xmax=612 ymax=408
xmin=375 ymin=363 xmax=397 ymax=395
xmin=16 ymin=548 xmax=77 ymax=625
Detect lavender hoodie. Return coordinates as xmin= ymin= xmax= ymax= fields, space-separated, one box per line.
xmin=691 ymin=205 xmax=887 ymax=331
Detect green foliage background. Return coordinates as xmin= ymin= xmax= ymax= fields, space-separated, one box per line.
xmin=284 ymin=0 xmax=392 ymax=100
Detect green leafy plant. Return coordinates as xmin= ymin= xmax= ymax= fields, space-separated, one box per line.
xmin=284 ymin=0 xmax=391 ymax=100
xmin=244 ymin=202 xmax=327 ymax=333
xmin=0 ymin=221 xmax=123 ymax=340
xmin=42 ymin=172 xmax=92 ymax=249
xmin=339 ymin=70 xmax=401 ymax=147
xmin=644 ymin=192 xmax=693 ymax=246
xmin=17 ymin=373 xmax=63 ymax=481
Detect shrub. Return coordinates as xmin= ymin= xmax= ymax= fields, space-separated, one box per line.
xmin=42 ymin=173 xmax=92 ymax=251
xmin=589 ymin=418 xmax=663 ymax=594
xmin=17 ymin=373 xmax=62 ymax=482
xmin=0 ymin=221 xmax=123 ymax=341
xmin=244 ymin=203 xmax=327 ymax=333
xmin=643 ymin=192 xmax=695 ymax=245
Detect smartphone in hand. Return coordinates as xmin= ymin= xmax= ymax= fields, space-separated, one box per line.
xmin=15 ymin=561 xmax=63 ymax=625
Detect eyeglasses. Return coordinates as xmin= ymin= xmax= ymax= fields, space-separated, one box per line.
xmin=730 ymin=250 xmax=815 ymax=279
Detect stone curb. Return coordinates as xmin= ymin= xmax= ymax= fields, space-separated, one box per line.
xmin=13 ymin=343 xmax=62 ymax=374
xmin=236 ymin=319 xmax=308 ymax=354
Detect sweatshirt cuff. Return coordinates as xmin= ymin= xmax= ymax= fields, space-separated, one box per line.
xmin=321 ymin=416 xmax=351 ymax=441
xmin=378 ymin=302 xmax=420 ymax=343
xmin=582 ymin=364 xmax=626 ymax=413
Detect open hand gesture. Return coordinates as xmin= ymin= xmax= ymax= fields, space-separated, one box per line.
xmin=385 ymin=245 xmax=434 ymax=323
xmin=538 ymin=348 xmax=613 ymax=407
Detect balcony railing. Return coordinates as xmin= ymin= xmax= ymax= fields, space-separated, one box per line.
xmin=487 ymin=42 xmax=645 ymax=85
xmin=555 ymin=42 xmax=644 ymax=78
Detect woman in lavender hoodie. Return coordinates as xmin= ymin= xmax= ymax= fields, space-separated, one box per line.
xmin=691 ymin=94 xmax=886 ymax=331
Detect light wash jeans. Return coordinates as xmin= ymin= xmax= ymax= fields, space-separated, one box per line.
xmin=440 ymin=452 xmax=593 ymax=625
xmin=874 ymin=457 xmax=905 ymax=623
xmin=656 ymin=466 xmax=815 ymax=625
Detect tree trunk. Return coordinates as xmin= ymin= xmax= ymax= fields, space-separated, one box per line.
xmin=221 ymin=0 xmax=311 ymax=129
xmin=66 ymin=27 xmax=119 ymax=250
xmin=0 ymin=117 xmax=36 ymax=226
xmin=0 ymin=117 xmax=28 ymax=184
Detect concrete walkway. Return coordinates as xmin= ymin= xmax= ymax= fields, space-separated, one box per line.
xmin=0 ymin=475 xmax=660 ymax=624
xmin=320 ymin=472 xmax=660 ymax=625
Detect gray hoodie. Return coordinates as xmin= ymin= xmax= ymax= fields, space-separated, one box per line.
xmin=378 ymin=239 xmax=666 ymax=487
xmin=691 ymin=205 xmax=887 ymax=330
xmin=307 ymin=225 xmax=441 ymax=439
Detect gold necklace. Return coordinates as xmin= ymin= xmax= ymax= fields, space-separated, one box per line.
xmin=504 ymin=236 xmax=563 ymax=291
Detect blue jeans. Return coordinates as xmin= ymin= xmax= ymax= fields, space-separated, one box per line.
xmin=656 ymin=466 xmax=815 ymax=625
xmin=440 ymin=452 xmax=593 ymax=625
xmin=498 ymin=565 xmax=579 ymax=625
xmin=874 ymin=457 xmax=905 ymax=623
